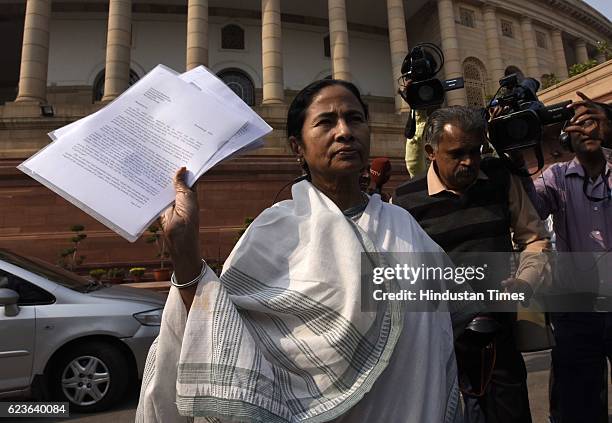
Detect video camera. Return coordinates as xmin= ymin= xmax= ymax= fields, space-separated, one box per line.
xmin=487 ymin=73 xmax=575 ymax=175
xmin=488 ymin=73 xmax=574 ymax=152
xmin=398 ymin=43 xmax=465 ymax=110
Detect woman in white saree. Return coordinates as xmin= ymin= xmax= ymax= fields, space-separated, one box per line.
xmin=137 ymin=80 xmax=468 ymax=423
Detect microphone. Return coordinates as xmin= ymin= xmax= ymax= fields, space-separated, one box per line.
xmin=370 ymin=157 xmax=391 ymax=188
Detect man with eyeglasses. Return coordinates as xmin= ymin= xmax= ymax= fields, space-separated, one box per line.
xmin=519 ymin=92 xmax=612 ymax=423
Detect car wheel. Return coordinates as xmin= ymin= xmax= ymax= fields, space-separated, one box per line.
xmin=47 ymin=341 xmax=129 ymax=413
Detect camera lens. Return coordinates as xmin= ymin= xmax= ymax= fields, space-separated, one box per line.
xmin=418 ymin=85 xmax=435 ymax=102
xmin=507 ymin=119 xmax=529 ymax=140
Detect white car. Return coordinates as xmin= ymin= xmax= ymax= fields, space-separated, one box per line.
xmin=0 ymin=248 xmax=165 ymax=412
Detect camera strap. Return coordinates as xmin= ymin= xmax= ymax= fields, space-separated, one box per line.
xmin=404 ymin=109 xmax=417 ymax=139
xmin=497 ymin=143 xmax=544 ymax=177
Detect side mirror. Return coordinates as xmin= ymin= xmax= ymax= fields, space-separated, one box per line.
xmin=0 ymin=288 xmax=20 ymax=317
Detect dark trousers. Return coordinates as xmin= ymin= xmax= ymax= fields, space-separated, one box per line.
xmin=549 ymin=312 xmax=612 ymax=423
xmin=457 ymin=314 xmax=532 ymax=423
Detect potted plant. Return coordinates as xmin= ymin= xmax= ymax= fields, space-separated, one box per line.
xmin=107 ymin=268 xmax=125 ymax=284
xmin=58 ymin=225 xmax=87 ymax=271
xmin=89 ymin=268 xmax=106 ymax=282
xmin=146 ymin=224 xmax=171 ymax=281
xmin=129 ymin=267 xmax=146 ymax=282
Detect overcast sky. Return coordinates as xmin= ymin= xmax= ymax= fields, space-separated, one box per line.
xmin=584 ymin=0 xmax=612 ymax=21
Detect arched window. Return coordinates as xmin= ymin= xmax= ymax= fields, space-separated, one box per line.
xmin=221 ymin=24 xmax=245 ymax=50
xmin=217 ymin=68 xmax=255 ymax=106
xmin=93 ymin=68 xmax=140 ymax=102
xmin=463 ymin=57 xmax=487 ymax=107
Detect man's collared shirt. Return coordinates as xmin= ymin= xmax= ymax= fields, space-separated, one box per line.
xmin=524 ymin=156 xmax=612 ymax=252
xmin=426 ymin=164 xmax=551 ymax=289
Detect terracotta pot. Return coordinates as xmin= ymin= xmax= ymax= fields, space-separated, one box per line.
xmin=110 ymin=277 xmax=124 ymax=284
xmin=131 ymin=275 xmax=142 ymax=283
xmin=153 ymin=268 xmax=171 ymax=281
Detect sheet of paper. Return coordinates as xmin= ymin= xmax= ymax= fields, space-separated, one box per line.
xmin=179 ymin=66 xmax=271 ymax=177
xmin=50 ymin=66 xmax=269 ymax=178
xmin=19 ymin=65 xmax=248 ymax=241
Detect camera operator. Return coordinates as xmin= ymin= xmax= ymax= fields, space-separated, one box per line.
xmin=405 ymin=108 xmax=431 ymax=178
xmin=515 ymin=91 xmax=612 ymax=423
xmin=393 ymin=106 xmax=551 ymax=423
xmin=398 ymin=43 xmax=464 ymax=179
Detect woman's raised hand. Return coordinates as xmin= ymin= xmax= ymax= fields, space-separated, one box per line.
xmin=161 ymin=167 xmax=203 ymax=284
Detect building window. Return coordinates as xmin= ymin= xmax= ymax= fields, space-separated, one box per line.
xmin=463 ymin=58 xmax=487 ymax=108
xmin=459 ymin=8 xmax=475 ymax=28
xmin=93 ymin=69 xmax=140 ymax=102
xmin=221 ymin=24 xmax=245 ymax=50
xmin=535 ymin=31 xmax=547 ymax=48
xmin=324 ymin=35 xmax=330 ymax=58
xmin=217 ymin=68 xmax=255 ymax=106
xmin=501 ymin=20 xmax=514 ymax=38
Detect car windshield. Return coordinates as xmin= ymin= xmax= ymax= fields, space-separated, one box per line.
xmin=0 ymin=249 xmax=94 ymax=293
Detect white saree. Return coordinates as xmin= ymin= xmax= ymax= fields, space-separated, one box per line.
xmin=136 ymin=181 xmax=464 ymax=423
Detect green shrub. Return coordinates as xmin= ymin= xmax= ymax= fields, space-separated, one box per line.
xmin=129 ymin=267 xmax=146 ymax=277
xmin=107 ymin=268 xmax=125 ymax=279
xmin=541 ymin=73 xmax=561 ymax=90
xmin=568 ymin=59 xmax=599 ymax=77
xmin=89 ymin=269 xmax=106 ymax=280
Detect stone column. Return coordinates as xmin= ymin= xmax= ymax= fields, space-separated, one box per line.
xmin=575 ymin=39 xmax=589 ymax=64
xmin=386 ymin=0 xmax=409 ymax=113
xmin=15 ymin=0 xmax=52 ymax=103
xmin=261 ymin=0 xmax=284 ymax=104
xmin=596 ymin=52 xmax=607 ymax=64
xmin=186 ymin=0 xmax=208 ymax=70
xmin=551 ymin=29 xmax=568 ymax=79
xmin=328 ymin=0 xmax=351 ymax=81
xmin=520 ymin=16 xmax=540 ymax=78
xmin=101 ymin=0 xmax=132 ymax=102
xmin=482 ymin=5 xmax=504 ymax=89
xmin=437 ymin=0 xmax=464 ymax=105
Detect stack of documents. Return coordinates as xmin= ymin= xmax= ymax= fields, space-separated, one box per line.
xmin=18 ymin=65 xmax=272 ymax=242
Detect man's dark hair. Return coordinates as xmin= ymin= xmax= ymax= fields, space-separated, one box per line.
xmin=286 ymin=79 xmax=369 ymax=141
xmin=424 ymin=106 xmax=486 ymax=150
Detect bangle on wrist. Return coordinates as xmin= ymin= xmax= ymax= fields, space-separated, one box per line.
xmin=171 ymin=259 xmax=207 ymax=289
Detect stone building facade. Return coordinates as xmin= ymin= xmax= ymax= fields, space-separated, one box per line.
xmin=0 ymin=0 xmax=611 ymax=266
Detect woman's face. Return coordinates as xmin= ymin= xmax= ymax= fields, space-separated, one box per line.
xmin=291 ymin=85 xmax=370 ymax=181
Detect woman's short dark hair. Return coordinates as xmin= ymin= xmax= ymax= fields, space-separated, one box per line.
xmin=286 ymin=79 xmax=369 ymax=141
